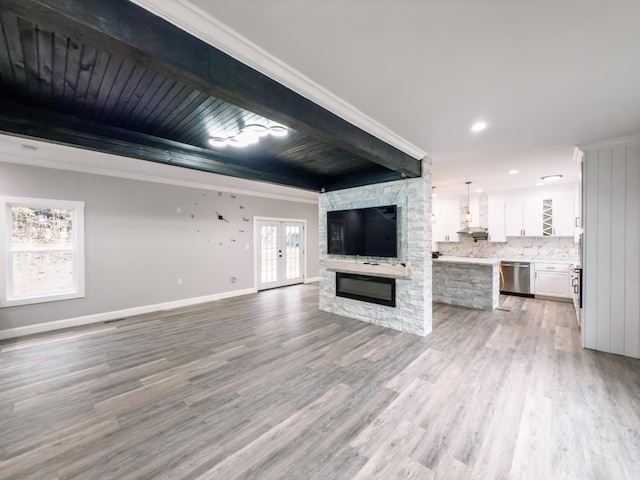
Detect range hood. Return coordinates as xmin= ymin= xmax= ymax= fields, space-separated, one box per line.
xmin=457 ymin=226 xmax=489 ymax=240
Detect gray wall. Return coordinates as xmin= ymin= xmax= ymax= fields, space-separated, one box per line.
xmin=0 ymin=162 xmax=319 ymax=331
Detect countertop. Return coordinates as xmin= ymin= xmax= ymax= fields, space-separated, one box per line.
xmin=433 ymin=256 xmax=501 ymax=266
xmin=433 ymin=255 xmax=580 ymax=267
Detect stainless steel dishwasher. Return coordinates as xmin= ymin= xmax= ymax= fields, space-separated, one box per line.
xmin=500 ymin=261 xmax=533 ymax=296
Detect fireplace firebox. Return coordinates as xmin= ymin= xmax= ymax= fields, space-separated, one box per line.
xmin=335 ymin=272 xmax=396 ymax=307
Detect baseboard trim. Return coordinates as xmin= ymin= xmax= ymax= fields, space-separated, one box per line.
xmin=305 ymin=276 xmax=321 ymax=284
xmin=0 ymin=288 xmax=257 ymax=340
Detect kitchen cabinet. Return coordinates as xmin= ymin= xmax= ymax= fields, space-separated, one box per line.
xmin=534 ymin=263 xmax=570 ymax=298
xmin=432 ymin=196 xmax=461 ymax=243
xmin=505 ymin=200 xmax=543 ymax=237
xmin=549 ymin=194 xmax=575 ymax=237
xmin=487 ymin=196 xmax=506 ymax=242
xmin=503 ymin=195 xmax=575 ymax=238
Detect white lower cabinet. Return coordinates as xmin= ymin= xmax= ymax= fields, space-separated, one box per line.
xmin=534 ymin=263 xmax=570 ymax=298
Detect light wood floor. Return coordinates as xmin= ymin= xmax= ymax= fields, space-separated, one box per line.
xmin=1 ymin=284 xmax=639 ymax=479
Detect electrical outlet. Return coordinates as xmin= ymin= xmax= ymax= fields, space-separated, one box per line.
xmin=230 ymin=276 xmax=236 ymax=283
xmin=177 ymin=278 xmax=183 ymax=285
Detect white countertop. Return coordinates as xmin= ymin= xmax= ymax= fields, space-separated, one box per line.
xmin=434 ymin=255 xmax=579 ymax=267
xmin=433 ymin=256 xmax=500 ymax=266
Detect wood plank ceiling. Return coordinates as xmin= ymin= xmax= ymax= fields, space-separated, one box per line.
xmin=0 ymin=0 xmax=422 ymax=191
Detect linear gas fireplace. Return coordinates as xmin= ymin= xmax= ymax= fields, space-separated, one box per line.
xmin=336 ymin=272 xmax=396 ymax=307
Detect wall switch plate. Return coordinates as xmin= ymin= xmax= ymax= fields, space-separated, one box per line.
xmin=177 ymin=207 xmax=181 ymax=214
xmin=177 ymin=278 xmax=183 ymax=285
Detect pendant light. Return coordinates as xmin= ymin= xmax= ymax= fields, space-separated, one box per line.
xmin=431 ymin=186 xmax=437 ymax=224
xmin=464 ymin=181 xmax=473 ymax=223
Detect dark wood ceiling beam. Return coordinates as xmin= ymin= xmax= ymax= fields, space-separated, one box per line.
xmin=0 ymin=96 xmax=324 ymax=191
xmin=322 ymin=170 xmax=407 ymax=192
xmin=18 ymin=0 xmax=422 ymax=178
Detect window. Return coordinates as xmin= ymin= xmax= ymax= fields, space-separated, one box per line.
xmin=1 ymin=197 xmax=85 ymax=307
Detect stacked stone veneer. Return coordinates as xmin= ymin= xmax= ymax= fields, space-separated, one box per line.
xmin=432 ymin=262 xmax=500 ymax=311
xmin=319 ymin=161 xmax=432 ymax=336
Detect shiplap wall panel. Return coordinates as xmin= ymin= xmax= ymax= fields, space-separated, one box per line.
xmin=583 ymin=152 xmax=599 ymax=349
xmin=582 ymin=136 xmax=640 ymax=358
xmin=610 ymin=146 xmax=627 ymax=355
xmin=595 ymin=148 xmax=612 ymax=352
xmin=625 ymin=143 xmax=640 ymax=358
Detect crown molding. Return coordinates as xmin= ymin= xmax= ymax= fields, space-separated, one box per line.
xmin=576 ymin=133 xmax=640 ymax=152
xmin=129 ymin=0 xmax=426 ymax=161
xmin=0 ymin=135 xmax=319 ymax=205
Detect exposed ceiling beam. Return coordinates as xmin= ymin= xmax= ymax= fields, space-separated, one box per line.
xmin=0 ymin=96 xmax=325 ymax=191
xmin=16 ymin=0 xmax=422 ymax=179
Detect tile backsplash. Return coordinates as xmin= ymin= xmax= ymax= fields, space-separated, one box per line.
xmin=436 ymin=236 xmax=579 ymax=262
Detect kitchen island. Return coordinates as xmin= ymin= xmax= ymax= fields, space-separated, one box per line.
xmin=432 ymin=256 xmax=500 ymax=311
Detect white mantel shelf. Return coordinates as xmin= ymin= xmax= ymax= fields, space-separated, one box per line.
xmin=324 ymin=260 xmax=411 ymax=279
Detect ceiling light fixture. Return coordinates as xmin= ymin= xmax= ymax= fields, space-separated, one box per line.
xmin=244 ymin=123 xmax=270 ymax=137
xmin=475 ymin=188 xmax=483 ymax=193
xmin=208 ymin=137 xmax=228 ymax=147
xmin=542 ymin=174 xmax=563 ymax=182
xmin=508 ymin=170 xmax=519 ymax=175
xmin=208 ymin=123 xmax=289 ymax=148
xmin=470 ymin=121 xmax=487 ymax=132
xmin=269 ymin=125 xmax=288 ymax=137
xmin=465 ymin=181 xmax=473 ymax=223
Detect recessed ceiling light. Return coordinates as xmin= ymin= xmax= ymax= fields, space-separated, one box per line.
xmin=536 ymin=182 xmax=544 ymax=186
xmin=541 ymin=174 xmax=563 ymax=182
xmin=508 ymin=170 xmax=518 ymax=175
xmin=476 ymin=188 xmax=483 ymax=193
xmin=470 ymin=121 xmax=487 ymax=132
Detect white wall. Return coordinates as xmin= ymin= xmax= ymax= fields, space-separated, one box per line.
xmin=581 ymin=135 xmax=640 ymax=358
xmin=0 ymin=161 xmax=319 ymax=337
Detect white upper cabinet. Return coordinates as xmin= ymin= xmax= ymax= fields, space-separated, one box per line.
xmin=487 ymin=196 xmax=506 ymax=242
xmin=505 ymin=200 xmax=543 ymax=237
xmin=550 ymin=194 xmax=576 ymax=237
xmin=488 ymin=184 xmax=578 ymax=239
xmin=432 ymin=195 xmax=461 ymax=244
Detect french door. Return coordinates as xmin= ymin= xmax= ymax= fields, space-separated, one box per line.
xmin=256 ymin=219 xmax=305 ymax=290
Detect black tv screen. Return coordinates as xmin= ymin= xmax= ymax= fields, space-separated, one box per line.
xmin=327 ymin=205 xmax=398 ymax=257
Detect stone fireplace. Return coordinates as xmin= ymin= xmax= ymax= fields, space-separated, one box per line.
xmin=318 ymin=161 xmax=432 ymax=336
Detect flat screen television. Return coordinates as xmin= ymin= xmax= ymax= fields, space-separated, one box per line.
xmin=327 ymin=205 xmax=398 ymax=257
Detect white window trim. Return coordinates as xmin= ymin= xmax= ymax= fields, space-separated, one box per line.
xmin=1 ymin=196 xmax=85 ymax=307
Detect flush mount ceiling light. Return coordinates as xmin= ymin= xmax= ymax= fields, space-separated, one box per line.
xmin=465 ymin=181 xmax=473 ymax=223
xmin=208 ymin=123 xmax=289 ymax=148
xmin=470 ymin=121 xmax=487 ymax=132
xmin=508 ymin=169 xmax=519 ymax=175
xmin=542 ymin=174 xmax=563 ymax=182
xmin=269 ymin=125 xmax=288 ymax=137
xmin=208 ymin=137 xmax=228 ymax=147
xmin=243 ymin=123 xmax=270 ymax=137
